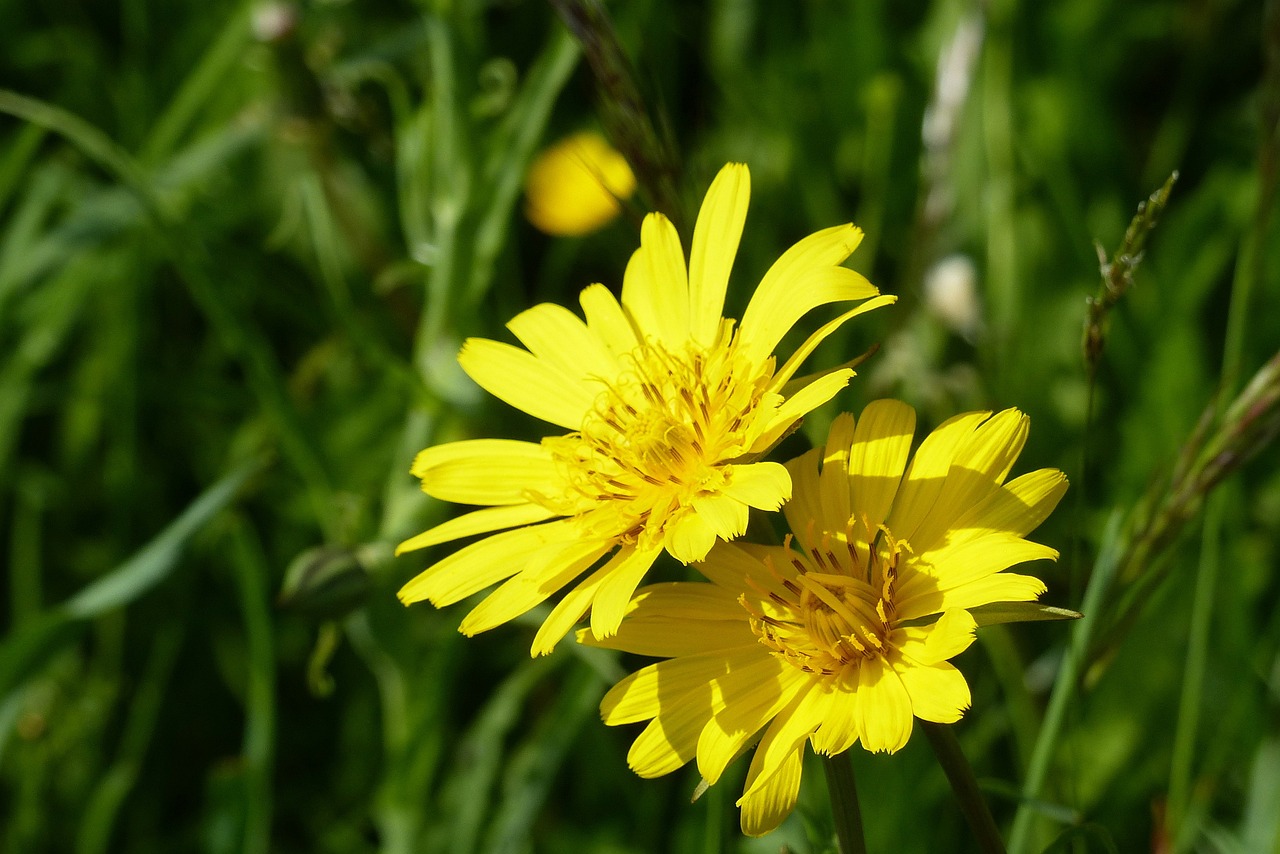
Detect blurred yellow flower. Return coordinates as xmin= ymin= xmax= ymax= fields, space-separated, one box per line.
xmin=583 ymin=401 xmax=1066 ymax=835
xmin=398 ymin=163 xmax=894 ymax=655
xmin=524 ymin=131 xmax=637 ymax=236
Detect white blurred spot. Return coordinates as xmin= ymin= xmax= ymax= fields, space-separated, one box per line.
xmin=924 ymin=254 xmax=983 ymax=341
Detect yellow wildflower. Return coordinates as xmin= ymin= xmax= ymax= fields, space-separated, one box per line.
xmin=583 ymin=400 xmax=1067 ymax=835
xmin=398 ymin=163 xmax=894 ymax=655
xmin=524 ymin=131 xmax=636 ymax=236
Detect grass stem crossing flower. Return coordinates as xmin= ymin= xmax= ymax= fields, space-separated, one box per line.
xmin=397 ymin=163 xmax=894 ymax=654
xmin=582 ymin=400 xmax=1066 ymax=835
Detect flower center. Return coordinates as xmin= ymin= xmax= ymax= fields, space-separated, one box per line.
xmin=744 ymin=524 xmax=909 ymax=677
xmin=539 ymin=334 xmax=775 ymax=545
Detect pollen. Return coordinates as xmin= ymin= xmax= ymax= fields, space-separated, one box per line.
xmin=745 ymin=523 xmax=909 ymax=678
xmin=540 ymin=331 xmax=777 ymax=549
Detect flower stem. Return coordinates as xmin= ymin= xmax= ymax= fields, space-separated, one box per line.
xmin=922 ymin=722 xmax=1007 ymax=854
xmin=821 ymin=753 xmax=868 ymax=854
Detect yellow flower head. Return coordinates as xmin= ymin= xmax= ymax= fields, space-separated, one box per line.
xmin=583 ymin=400 xmax=1067 ymax=836
xmin=397 ymin=163 xmax=894 ymax=655
xmin=524 ymin=131 xmax=636 ymax=236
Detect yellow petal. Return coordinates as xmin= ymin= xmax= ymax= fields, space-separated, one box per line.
xmin=397 ymin=520 xmax=576 ymax=607
xmin=951 ymin=468 xmax=1069 ymax=540
xmin=895 ymin=608 xmax=977 ymax=666
xmin=579 ymin=283 xmax=639 ymax=356
xmin=898 ymin=572 xmax=1046 ymax=617
xmin=721 ymin=462 xmax=792 ymax=510
xmin=601 ymin=644 xmax=769 ymax=725
xmin=666 ymin=510 xmax=718 ymax=564
xmin=506 ymin=301 xmax=620 ymax=378
xmin=395 ymin=503 xmax=558 ymax=555
xmin=695 ymin=542 xmax=793 ymax=601
xmin=691 ymin=492 xmax=750 ymax=542
xmin=409 ymin=439 xmax=558 ymax=506
xmin=627 ymin=708 xmax=713 ymax=778
xmin=531 ymin=559 xmax=617 ymax=656
xmin=696 ymin=663 xmax=804 ymax=785
xmin=770 ymin=295 xmax=898 ymax=390
xmin=739 ymin=682 xmax=825 ymax=802
xmin=621 ymin=212 xmax=689 ymax=347
xmin=818 ymin=412 xmax=857 ymax=531
xmin=739 ymin=744 xmax=804 ymax=837
xmin=896 ymin=660 xmax=971 ymax=724
xmin=738 ymin=224 xmax=874 ymax=364
xmin=782 ymin=447 xmax=825 ymax=554
xmin=688 ymin=163 xmax=750 ymax=346
xmin=458 ymin=537 xmax=609 ymax=635
xmin=810 ymin=674 xmax=860 ymax=756
xmin=578 ymin=584 xmax=756 ymax=655
xmin=738 ymin=685 xmax=825 ymax=836
xmin=911 ymin=534 xmax=1058 ymax=594
xmin=911 ymin=409 xmax=1029 ymax=553
xmin=751 ymin=369 xmax=854 ymax=455
xmin=847 ymin=400 xmax=917 ymax=534
xmin=458 ymin=338 xmax=596 ymax=430
xmin=885 ymin=411 xmax=991 ymax=542
xmin=590 ymin=545 xmax=663 ymax=639
xmin=854 ymin=658 xmax=913 ymax=753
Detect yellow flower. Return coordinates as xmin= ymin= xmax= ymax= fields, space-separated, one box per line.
xmin=582 ymin=400 xmax=1067 ymax=836
xmin=524 ymin=131 xmax=637 ymax=236
xmin=398 ymin=163 xmax=894 ymax=655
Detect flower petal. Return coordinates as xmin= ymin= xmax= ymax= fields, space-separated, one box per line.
xmin=577 ymin=582 xmax=755 ymax=657
xmin=688 ymin=163 xmax=750 ymax=346
xmin=590 ymin=545 xmax=663 ymax=639
xmin=738 ymin=224 xmax=874 ymax=365
xmin=396 ymin=503 xmax=558 ymax=554
xmin=622 ymin=212 xmax=689 ymax=347
xmin=506 ymin=301 xmax=620 ymax=378
xmin=696 ymin=664 xmax=805 ymax=785
xmin=695 ymin=542 xmax=794 ymax=601
xmin=397 ymin=520 xmax=577 ymax=607
xmin=847 ymin=400 xmax=917 ymax=534
xmin=579 ymin=283 xmax=639 ymax=356
xmin=458 ymin=537 xmax=610 ymax=634
xmin=854 ymin=658 xmax=914 ymax=753
xmin=751 ymin=369 xmax=855 ymax=455
xmin=899 ymin=572 xmax=1046 ymax=617
xmin=627 ymin=707 xmax=713 ymax=778
xmin=739 ymin=742 xmax=804 ymax=837
xmin=895 ymin=608 xmax=977 ymax=666
xmin=458 ymin=338 xmax=596 ymax=430
xmin=601 ymin=644 xmax=773 ymax=725
xmin=897 ymin=535 xmax=1058 ymax=618
xmin=817 ymin=412 xmax=857 ymax=531
xmin=737 ymin=684 xmax=826 ymax=836
xmin=409 ymin=439 xmax=559 ymax=506
xmin=770 ymin=295 xmax=898 ymax=390
xmin=666 ymin=510 xmax=719 ymax=565
xmin=885 ymin=411 xmax=992 ymax=541
xmin=782 ymin=447 xmax=825 ymax=554
xmin=897 ymin=660 xmax=971 ymax=724
xmin=530 ymin=559 xmax=615 ymax=656
xmin=691 ymin=492 xmax=750 ymax=542
xmin=951 ymin=468 xmax=1069 ymax=540
xmin=810 ymin=673 xmax=860 ymax=756
xmin=910 ymin=409 xmax=1029 ymax=553
xmin=721 ymin=462 xmax=792 ymax=510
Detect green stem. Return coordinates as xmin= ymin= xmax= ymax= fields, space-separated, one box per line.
xmin=1008 ymin=511 xmax=1126 ymax=852
xmin=821 ymin=753 xmax=868 ymax=854
xmin=922 ymin=723 xmax=1006 ymax=854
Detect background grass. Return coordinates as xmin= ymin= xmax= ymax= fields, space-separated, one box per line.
xmin=2 ymin=0 xmax=1279 ymax=852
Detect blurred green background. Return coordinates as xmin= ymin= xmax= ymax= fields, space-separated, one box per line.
xmin=2 ymin=0 xmax=1278 ymax=852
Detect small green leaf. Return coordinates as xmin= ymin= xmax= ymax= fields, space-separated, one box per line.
xmin=970 ymin=602 xmax=1083 ymax=628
